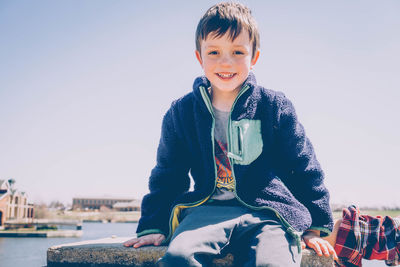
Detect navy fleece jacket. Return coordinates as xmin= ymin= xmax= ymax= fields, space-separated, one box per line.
xmin=136 ymin=73 xmax=334 ymax=240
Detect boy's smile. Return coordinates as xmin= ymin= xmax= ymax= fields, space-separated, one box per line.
xmin=196 ymin=30 xmax=259 ymax=98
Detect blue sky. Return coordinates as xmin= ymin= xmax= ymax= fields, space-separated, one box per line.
xmin=1 ymin=0 xmax=399 ymax=207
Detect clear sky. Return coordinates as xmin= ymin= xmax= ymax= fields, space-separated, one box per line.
xmin=1 ymin=0 xmax=399 ymax=207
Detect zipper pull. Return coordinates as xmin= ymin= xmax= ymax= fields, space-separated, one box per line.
xmin=237 ymin=126 xmax=242 ymax=156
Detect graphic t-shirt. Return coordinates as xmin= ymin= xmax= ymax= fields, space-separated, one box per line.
xmin=211 ymin=107 xmax=236 ymax=200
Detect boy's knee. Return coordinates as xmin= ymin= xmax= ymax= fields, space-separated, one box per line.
xmin=166 ymin=245 xmax=190 ymax=258
xmin=160 ymin=237 xmax=216 ymax=266
xmin=161 ymin=239 xmax=195 ymax=263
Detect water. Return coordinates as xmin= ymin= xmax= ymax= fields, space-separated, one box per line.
xmin=0 ymin=222 xmax=388 ymax=267
xmin=0 ymin=222 xmax=138 ymax=267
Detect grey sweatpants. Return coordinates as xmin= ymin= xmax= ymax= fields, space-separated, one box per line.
xmin=158 ymin=201 xmax=301 ymax=267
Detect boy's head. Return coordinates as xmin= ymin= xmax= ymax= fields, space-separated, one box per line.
xmin=195 ymin=2 xmax=260 ymax=94
xmin=195 ymin=2 xmax=260 ymax=60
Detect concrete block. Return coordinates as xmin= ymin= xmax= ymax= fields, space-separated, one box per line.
xmin=47 ymin=237 xmax=334 ymax=266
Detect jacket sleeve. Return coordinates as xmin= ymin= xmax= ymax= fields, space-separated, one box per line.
xmin=136 ymin=102 xmax=191 ymax=237
xmin=274 ymin=94 xmax=334 ymax=236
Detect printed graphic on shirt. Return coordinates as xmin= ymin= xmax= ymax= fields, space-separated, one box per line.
xmin=215 ymin=140 xmax=234 ymax=191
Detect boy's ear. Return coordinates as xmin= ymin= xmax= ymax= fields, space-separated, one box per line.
xmin=195 ymin=50 xmax=203 ymax=67
xmin=251 ymin=50 xmax=260 ymax=69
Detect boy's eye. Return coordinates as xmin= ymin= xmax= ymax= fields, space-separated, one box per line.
xmin=234 ymin=51 xmax=244 ymax=55
xmin=208 ymin=51 xmax=218 ymax=55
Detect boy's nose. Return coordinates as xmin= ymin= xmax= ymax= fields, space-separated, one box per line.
xmin=219 ymin=54 xmax=233 ymax=66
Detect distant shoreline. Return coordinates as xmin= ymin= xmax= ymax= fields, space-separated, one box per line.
xmin=0 ymin=229 xmax=82 ymax=237
xmin=35 ymin=210 xmax=141 ymax=223
xmin=11 ymin=209 xmax=400 ymax=223
xmin=332 ymin=209 xmax=400 ymax=220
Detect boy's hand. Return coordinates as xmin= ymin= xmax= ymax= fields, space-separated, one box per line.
xmin=123 ymin=234 xmax=166 ymax=248
xmin=301 ymin=231 xmax=338 ymax=261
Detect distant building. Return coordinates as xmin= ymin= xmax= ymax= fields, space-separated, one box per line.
xmin=72 ymin=197 xmax=137 ymax=210
xmin=113 ymin=199 xmax=141 ymax=211
xmin=0 ymin=180 xmax=35 ymax=227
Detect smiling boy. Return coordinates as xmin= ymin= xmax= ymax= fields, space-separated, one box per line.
xmin=124 ymin=2 xmax=336 ymax=266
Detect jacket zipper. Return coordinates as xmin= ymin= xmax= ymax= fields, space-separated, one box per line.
xmin=164 ymin=86 xmax=218 ymax=243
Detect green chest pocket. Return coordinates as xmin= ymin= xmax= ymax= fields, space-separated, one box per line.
xmin=228 ymin=119 xmax=263 ymax=165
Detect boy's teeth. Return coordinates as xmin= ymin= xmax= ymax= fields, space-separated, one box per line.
xmin=218 ymin=73 xmax=234 ymax=78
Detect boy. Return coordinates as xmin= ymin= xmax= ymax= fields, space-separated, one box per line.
xmin=124 ymin=2 xmax=337 ymax=266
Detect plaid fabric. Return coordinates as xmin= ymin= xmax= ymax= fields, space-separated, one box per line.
xmin=334 ymin=205 xmax=400 ymax=267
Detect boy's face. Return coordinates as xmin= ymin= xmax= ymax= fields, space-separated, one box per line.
xmin=196 ymin=30 xmax=259 ymax=95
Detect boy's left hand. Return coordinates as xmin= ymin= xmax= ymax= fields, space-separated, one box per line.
xmin=301 ymin=230 xmax=338 ymax=261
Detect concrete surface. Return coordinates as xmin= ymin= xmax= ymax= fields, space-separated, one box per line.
xmin=47 ymin=236 xmax=334 ymax=267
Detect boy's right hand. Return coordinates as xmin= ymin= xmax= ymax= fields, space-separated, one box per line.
xmin=123 ymin=234 xmax=166 ymax=248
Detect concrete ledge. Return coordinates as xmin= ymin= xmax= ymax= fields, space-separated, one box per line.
xmin=47 ymin=237 xmax=334 ymax=267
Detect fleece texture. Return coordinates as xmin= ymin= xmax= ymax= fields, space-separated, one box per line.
xmin=136 ymin=72 xmax=334 ymax=238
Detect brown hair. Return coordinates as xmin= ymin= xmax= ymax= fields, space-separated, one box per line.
xmin=195 ymin=2 xmax=260 ymax=58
